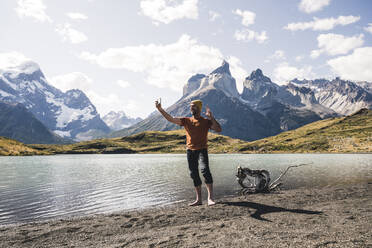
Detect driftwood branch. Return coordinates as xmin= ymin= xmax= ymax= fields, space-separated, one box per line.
xmin=269 ymin=163 xmax=312 ymax=190
xmin=236 ymin=163 xmax=312 ymax=194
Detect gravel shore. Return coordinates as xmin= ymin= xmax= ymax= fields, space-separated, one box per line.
xmin=1 ymin=182 xmax=371 ymax=248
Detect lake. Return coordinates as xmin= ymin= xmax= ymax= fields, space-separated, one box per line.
xmin=0 ymin=154 xmax=371 ymax=225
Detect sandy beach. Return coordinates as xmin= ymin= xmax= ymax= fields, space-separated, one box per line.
xmin=0 ymin=182 xmax=371 ymax=248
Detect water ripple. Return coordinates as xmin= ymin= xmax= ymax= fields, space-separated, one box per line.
xmin=0 ymin=154 xmax=371 ymax=225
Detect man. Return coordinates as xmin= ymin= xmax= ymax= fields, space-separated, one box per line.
xmin=155 ymin=99 xmax=222 ymax=206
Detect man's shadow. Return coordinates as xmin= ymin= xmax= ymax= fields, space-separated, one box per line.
xmin=220 ymin=201 xmax=323 ymax=222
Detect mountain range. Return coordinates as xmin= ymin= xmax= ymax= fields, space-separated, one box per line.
xmin=0 ymin=61 xmax=110 ymax=141
xmin=102 ymin=111 xmax=143 ymax=131
xmin=110 ymin=61 xmax=372 ymax=141
xmin=2 ymin=108 xmax=371 ymax=156
xmin=0 ymin=101 xmax=67 ymax=144
xmin=1 ymin=60 xmax=371 ymax=144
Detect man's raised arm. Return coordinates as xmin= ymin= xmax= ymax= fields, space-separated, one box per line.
xmin=206 ymin=106 xmax=222 ymax=133
xmin=155 ymin=99 xmax=182 ymax=126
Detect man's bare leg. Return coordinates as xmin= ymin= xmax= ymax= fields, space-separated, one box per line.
xmin=206 ymin=183 xmax=216 ymax=206
xmin=189 ymin=185 xmax=202 ymax=206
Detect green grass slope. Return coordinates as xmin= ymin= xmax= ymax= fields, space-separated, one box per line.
xmin=238 ymin=108 xmax=372 ymax=153
xmin=0 ymin=136 xmax=49 ymax=156
xmin=29 ymin=130 xmax=245 ymax=154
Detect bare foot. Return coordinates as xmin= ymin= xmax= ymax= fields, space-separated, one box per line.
xmin=188 ymin=200 xmax=202 ymax=206
xmin=208 ymin=199 xmax=216 ymax=206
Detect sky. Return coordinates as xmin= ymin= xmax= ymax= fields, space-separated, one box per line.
xmin=0 ymin=0 xmax=371 ymax=119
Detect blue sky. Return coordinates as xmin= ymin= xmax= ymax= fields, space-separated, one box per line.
xmin=0 ymin=0 xmax=371 ymax=118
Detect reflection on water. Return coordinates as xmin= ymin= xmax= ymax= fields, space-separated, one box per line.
xmin=0 ymin=154 xmax=371 ymax=225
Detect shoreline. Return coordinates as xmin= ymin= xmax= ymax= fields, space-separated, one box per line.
xmin=2 ymin=152 xmax=372 ymax=157
xmin=0 ymin=182 xmax=371 ymax=247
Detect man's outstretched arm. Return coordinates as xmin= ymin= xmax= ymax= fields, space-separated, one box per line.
xmin=155 ymin=99 xmax=182 ymax=125
xmin=206 ymin=106 xmax=222 ymax=132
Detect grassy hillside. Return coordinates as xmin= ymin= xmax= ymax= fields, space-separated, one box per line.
xmin=2 ymin=109 xmax=372 ymax=156
xmin=237 ymin=108 xmax=372 ymax=153
xmin=29 ymin=130 xmax=245 ymax=154
xmin=0 ymin=136 xmax=49 ymax=156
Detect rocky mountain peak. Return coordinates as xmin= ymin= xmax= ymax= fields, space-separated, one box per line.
xmin=103 ymin=111 xmax=142 ymax=131
xmin=287 ymin=83 xmax=313 ymax=95
xmin=105 ymin=111 xmax=128 ymax=119
xmin=64 ymin=89 xmax=93 ymax=109
xmin=183 ymin=74 xmax=205 ymax=96
xmin=184 ymin=61 xmax=239 ymax=98
xmin=207 ymin=60 xmax=238 ymax=98
xmin=241 ymin=69 xmax=278 ymax=103
xmin=246 ymin=68 xmax=271 ymax=83
xmin=188 ymin=74 xmax=205 ymax=83
xmin=290 ymin=78 xmax=306 ymax=85
xmin=1 ymin=61 xmax=42 ymax=80
xmin=0 ymin=100 xmax=67 ymax=144
xmin=211 ymin=60 xmax=231 ymax=76
xmin=16 ymin=61 xmax=40 ymax=72
xmin=287 ymin=77 xmax=372 ymax=115
xmin=0 ymin=61 xmax=110 ymax=141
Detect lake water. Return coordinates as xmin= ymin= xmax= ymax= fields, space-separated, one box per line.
xmin=0 ymin=154 xmax=371 ymax=225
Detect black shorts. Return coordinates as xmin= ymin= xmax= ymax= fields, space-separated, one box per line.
xmin=186 ymin=149 xmax=213 ymax=187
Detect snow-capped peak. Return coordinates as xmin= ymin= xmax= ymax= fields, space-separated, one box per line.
xmin=182 ymin=61 xmax=239 ymax=99
xmin=197 ymin=61 xmax=239 ymax=98
xmin=210 ymin=60 xmax=231 ymax=76
xmin=183 ymin=74 xmax=205 ymax=96
xmin=1 ymin=61 xmax=41 ymax=78
xmin=102 ymin=111 xmax=142 ymax=131
xmin=0 ymin=60 xmax=110 ymax=140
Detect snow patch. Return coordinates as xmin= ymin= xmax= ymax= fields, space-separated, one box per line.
xmin=19 ymin=81 xmax=36 ymax=93
xmin=32 ymin=80 xmax=45 ymax=91
xmin=56 ymin=104 xmax=95 ymax=128
xmin=45 ymin=93 xmax=95 ymax=128
xmin=53 ymin=130 xmax=71 ymax=137
xmin=0 ymin=89 xmax=13 ymax=97
xmin=0 ymin=75 xmax=17 ymax=90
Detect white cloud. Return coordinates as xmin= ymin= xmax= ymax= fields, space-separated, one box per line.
xmin=209 ymin=10 xmax=220 ymax=22
xmin=234 ymin=29 xmax=268 ymax=44
xmin=117 ymin=80 xmax=131 ymax=89
xmin=364 ymin=23 xmax=372 ymax=34
xmin=327 ymin=47 xmax=372 ymax=82
xmin=15 ymin=0 xmax=52 ymax=22
xmin=310 ymin=49 xmax=322 ymax=59
xmin=311 ymin=33 xmax=364 ymax=58
xmin=233 ymin=9 xmax=256 ymax=27
xmin=284 ymin=15 xmax=360 ymax=31
xmin=56 ymin=23 xmax=88 ymax=44
xmin=67 ymin=12 xmax=88 ymax=20
xmin=299 ymin=0 xmax=331 ymax=13
xmin=272 ymin=50 xmax=286 ymax=59
xmin=273 ymin=62 xmax=315 ymax=84
xmin=0 ymin=51 xmax=31 ymax=69
xmin=123 ymin=99 xmax=142 ymax=115
xmin=48 ymin=72 xmax=93 ymax=92
xmin=295 ymin=55 xmax=304 ymax=62
xmin=140 ymin=0 xmax=198 ymax=25
xmin=273 ymin=50 xmax=285 ymax=60
xmin=87 ymin=91 xmax=142 ymax=117
xmin=86 ymin=91 xmax=122 ymax=116
xmin=264 ymin=50 xmax=285 ymax=63
xmin=80 ymin=34 xmax=246 ymax=91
